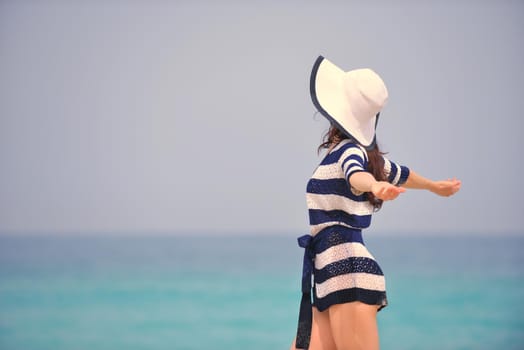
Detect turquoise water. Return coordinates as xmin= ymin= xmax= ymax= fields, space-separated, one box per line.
xmin=0 ymin=234 xmax=522 ymax=350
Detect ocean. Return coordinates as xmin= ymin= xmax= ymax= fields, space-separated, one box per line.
xmin=0 ymin=233 xmax=522 ymax=350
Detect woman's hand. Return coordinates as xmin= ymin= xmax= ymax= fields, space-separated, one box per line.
xmin=370 ymin=181 xmax=406 ymax=201
xmin=430 ymin=178 xmax=461 ymax=197
xmin=350 ymin=172 xmax=405 ymax=201
xmin=403 ymin=171 xmax=462 ymax=197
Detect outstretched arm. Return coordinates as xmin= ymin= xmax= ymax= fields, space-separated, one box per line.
xmin=349 ymin=171 xmax=406 ymax=201
xmin=402 ymin=170 xmax=461 ymax=197
xmin=349 ymin=170 xmax=461 ymax=200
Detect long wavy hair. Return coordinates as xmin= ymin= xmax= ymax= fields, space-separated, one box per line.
xmin=318 ymin=124 xmax=387 ymax=211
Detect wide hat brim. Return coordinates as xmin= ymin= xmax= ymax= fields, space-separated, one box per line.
xmin=310 ymin=56 xmax=387 ymax=150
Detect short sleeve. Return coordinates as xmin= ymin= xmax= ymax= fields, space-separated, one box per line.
xmin=340 ymin=144 xmax=367 ymax=182
xmin=383 ymin=157 xmax=410 ymax=186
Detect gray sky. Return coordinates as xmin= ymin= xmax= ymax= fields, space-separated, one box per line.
xmin=1 ymin=0 xmax=523 ymax=235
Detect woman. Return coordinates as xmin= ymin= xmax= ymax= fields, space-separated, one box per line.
xmin=291 ymin=56 xmax=461 ymax=350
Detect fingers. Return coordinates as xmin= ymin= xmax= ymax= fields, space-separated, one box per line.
xmin=446 ymin=179 xmax=461 ymax=194
xmin=436 ymin=179 xmax=461 ymax=197
xmin=376 ymin=184 xmax=404 ymax=201
xmin=387 ymin=187 xmax=403 ymax=200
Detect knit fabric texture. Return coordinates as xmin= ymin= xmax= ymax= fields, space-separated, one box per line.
xmin=306 ymin=139 xmax=410 ymax=236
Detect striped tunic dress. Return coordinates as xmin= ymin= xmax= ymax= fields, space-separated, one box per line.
xmin=305 ymin=139 xmax=410 ymax=311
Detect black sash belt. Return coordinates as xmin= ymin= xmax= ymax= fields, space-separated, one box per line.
xmin=295 ymin=234 xmax=316 ymax=349
xmin=294 ymin=227 xmax=365 ymax=349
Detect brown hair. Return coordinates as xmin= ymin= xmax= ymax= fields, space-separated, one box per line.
xmin=318 ymin=124 xmax=387 ymax=211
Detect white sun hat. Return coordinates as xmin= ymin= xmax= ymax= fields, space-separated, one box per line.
xmin=310 ymin=55 xmax=389 ymax=150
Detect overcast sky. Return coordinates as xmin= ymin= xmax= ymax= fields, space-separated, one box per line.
xmin=1 ymin=0 xmax=523 ymax=236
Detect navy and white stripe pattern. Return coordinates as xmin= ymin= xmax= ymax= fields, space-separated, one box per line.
xmin=306 ymin=139 xmax=410 ymax=236
xmin=296 ymin=141 xmax=410 ymax=348
xmin=295 ymin=226 xmax=388 ymax=348
xmin=311 ymin=227 xmax=387 ymax=312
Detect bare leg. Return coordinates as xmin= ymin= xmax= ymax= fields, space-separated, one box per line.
xmin=328 ymin=302 xmax=380 ymax=350
xmin=310 ymin=306 xmax=337 ymax=350
xmin=290 ymin=307 xmax=337 ymax=350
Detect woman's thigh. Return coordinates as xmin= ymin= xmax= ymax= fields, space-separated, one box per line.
xmin=309 ymin=306 xmax=337 ymax=350
xmin=328 ymin=302 xmax=380 ymax=350
xmin=289 ymin=307 xmax=337 ymax=350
